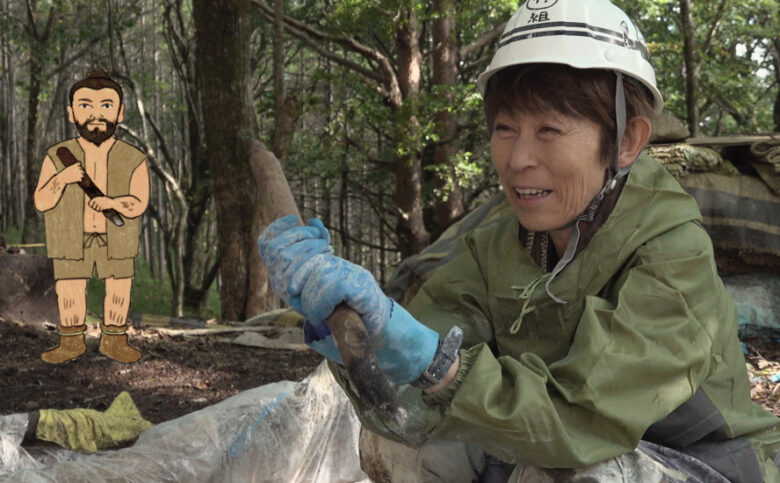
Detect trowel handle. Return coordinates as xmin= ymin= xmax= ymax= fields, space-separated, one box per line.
xmin=251 ymin=140 xmax=402 ymax=420
xmin=325 ymin=304 xmax=402 ymax=418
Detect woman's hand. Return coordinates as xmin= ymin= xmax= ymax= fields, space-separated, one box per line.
xmin=297 ymin=254 xmax=442 ymax=386
xmin=257 ymin=215 xmax=333 ymax=312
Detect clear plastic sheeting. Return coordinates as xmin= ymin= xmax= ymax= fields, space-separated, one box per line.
xmin=0 ymin=362 xmax=369 ymax=483
xmin=0 ymin=413 xmax=28 ymax=447
xmin=0 ymin=413 xmax=36 ymax=476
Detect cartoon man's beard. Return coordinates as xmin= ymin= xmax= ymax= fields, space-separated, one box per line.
xmin=75 ymin=119 xmax=117 ymax=146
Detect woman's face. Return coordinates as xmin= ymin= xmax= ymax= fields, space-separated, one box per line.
xmin=490 ymin=109 xmax=607 ymax=236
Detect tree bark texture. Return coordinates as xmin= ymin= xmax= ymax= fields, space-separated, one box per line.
xmin=21 ymin=2 xmax=54 ymax=243
xmin=394 ymin=6 xmax=429 ymax=258
xmin=193 ymin=0 xmax=268 ymax=322
xmin=679 ymin=0 xmax=700 ymax=137
xmin=270 ymin=0 xmax=296 ymax=166
xmin=158 ymin=2 xmax=217 ymax=316
xmin=432 ymin=0 xmax=463 ymax=233
xmin=181 ymin=77 xmax=215 ymax=316
xmin=0 ymin=15 xmax=17 ymax=230
xmin=773 ymin=36 xmax=780 ymax=132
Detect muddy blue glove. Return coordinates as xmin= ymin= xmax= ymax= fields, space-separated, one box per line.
xmin=298 ymin=254 xmax=439 ymax=385
xmin=257 ymin=215 xmax=333 ymax=313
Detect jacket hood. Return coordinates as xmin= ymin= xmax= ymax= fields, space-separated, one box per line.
xmin=597 ymin=153 xmax=702 ymax=261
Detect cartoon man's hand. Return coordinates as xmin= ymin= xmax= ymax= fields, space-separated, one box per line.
xmin=58 ymin=163 xmax=85 ymax=185
xmin=88 ymin=196 xmax=116 ymax=211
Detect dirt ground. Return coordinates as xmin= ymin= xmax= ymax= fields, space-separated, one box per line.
xmin=0 ymin=318 xmax=324 ymax=424
xmin=742 ymin=328 xmax=780 ymax=417
xmin=2 ymin=316 xmax=779 ymax=427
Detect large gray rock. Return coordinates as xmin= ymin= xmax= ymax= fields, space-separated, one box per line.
xmin=650 ymin=112 xmax=690 ymax=143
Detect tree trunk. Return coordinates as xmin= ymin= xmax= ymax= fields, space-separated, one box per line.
xmin=339 ymin=156 xmax=350 ymax=259
xmin=773 ymin=37 xmax=780 ymax=132
xmin=0 ymin=16 xmax=12 ymax=230
xmin=181 ymin=87 xmax=213 ymax=315
xmin=156 ymin=1 xmax=218 ymax=316
xmin=149 ymin=12 xmax=161 ymax=280
xmin=679 ymin=0 xmax=700 ymax=137
xmin=432 ymin=0 xmax=462 ymax=234
xmin=21 ymin=1 xmax=54 ymax=244
xmin=270 ymin=0 xmax=296 ymax=165
xmin=394 ymin=6 xmax=429 ymax=258
xmin=21 ymin=37 xmax=44 ymax=243
xmin=193 ymin=0 xmax=267 ymax=321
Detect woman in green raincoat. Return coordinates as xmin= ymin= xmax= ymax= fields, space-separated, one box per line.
xmin=258 ymin=1 xmax=780 ymax=481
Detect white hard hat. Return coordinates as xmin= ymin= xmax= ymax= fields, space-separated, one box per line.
xmin=477 ymin=0 xmax=664 ymax=114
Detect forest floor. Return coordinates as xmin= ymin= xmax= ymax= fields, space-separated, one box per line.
xmin=742 ymin=329 xmax=780 ymax=417
xmin=1 ymin=316 xmax=779 ymax=426
xmin=0 ymin=318 xmax=324 ymax=424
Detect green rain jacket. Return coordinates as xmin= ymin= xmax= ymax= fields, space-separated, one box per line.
xmin=331 ymin=155 xmax=780 ymax=482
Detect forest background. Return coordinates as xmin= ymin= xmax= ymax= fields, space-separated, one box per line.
xmin=0 ymin=0 xmax=777 ymax=322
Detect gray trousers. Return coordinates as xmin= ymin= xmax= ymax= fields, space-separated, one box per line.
xmin=358 ymin=429 xmax=731 ymax=483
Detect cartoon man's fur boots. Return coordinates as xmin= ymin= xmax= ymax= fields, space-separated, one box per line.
xmin=99 ymin=323 xmax=142 ymax=363
xmin=42 ymin=323 xmax=142 ymax=364
xmin=41 ymin=325 xmax=87 ymax=364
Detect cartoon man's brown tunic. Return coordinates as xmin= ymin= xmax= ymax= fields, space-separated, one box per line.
xmin=33 ymin=70 xmax=150 ymax=364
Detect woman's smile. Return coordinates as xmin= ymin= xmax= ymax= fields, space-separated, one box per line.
xmin=511 ymin=186 xmax=552 ymax=203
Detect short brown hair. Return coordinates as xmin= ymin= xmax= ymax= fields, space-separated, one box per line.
xmin=69 ymin=70 xmax=124 ymax=106
xmin=483 ymin=64 xmax=654 ymax=165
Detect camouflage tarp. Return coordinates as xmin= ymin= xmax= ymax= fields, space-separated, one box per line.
xmin=749 ymin=138 xmax=780 ymax=195
xmin=645 ymin=143 xmax=739 ymax=178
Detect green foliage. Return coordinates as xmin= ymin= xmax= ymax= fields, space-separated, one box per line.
xmin=0 ymin=226 xmax=48 ymax=256
xmin=1 ymin=226 xmax=23 ymax=246
xmin=425 ymin=150 xmax=483 ymax=201
xmin=457 ymin=0 xmax=518 ymax=49
xmin=329 ymin=0 xmax=394 ymax=33
xmin=621 ymin=0 xmax=778 ymax=134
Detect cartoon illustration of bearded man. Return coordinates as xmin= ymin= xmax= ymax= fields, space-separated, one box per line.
xmin=33 ymin=70 xmax=150 ymax=364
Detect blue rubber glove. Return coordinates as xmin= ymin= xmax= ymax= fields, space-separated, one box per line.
xmin=256 ymin=215 xmax=333 ymax=312
xmin=298 ymin=254 xmax=439 ymax=385
xmin=296 ymin=254 xmax=391 ymax=335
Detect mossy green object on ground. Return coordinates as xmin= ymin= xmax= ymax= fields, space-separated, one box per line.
xmin=36 ymin=391 xmax=153 ymax=453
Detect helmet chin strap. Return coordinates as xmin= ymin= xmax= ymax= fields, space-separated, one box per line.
xmin=612 ymin=71 xmax=629 ymax=184
xmin=544 ymin=72 xmax=627 ymax=303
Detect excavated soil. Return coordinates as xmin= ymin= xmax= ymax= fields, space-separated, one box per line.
xmin=0 ymin=319 xmax=323 ymax=424
xmin=0 ymin=251 xmax=323 ymax=424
